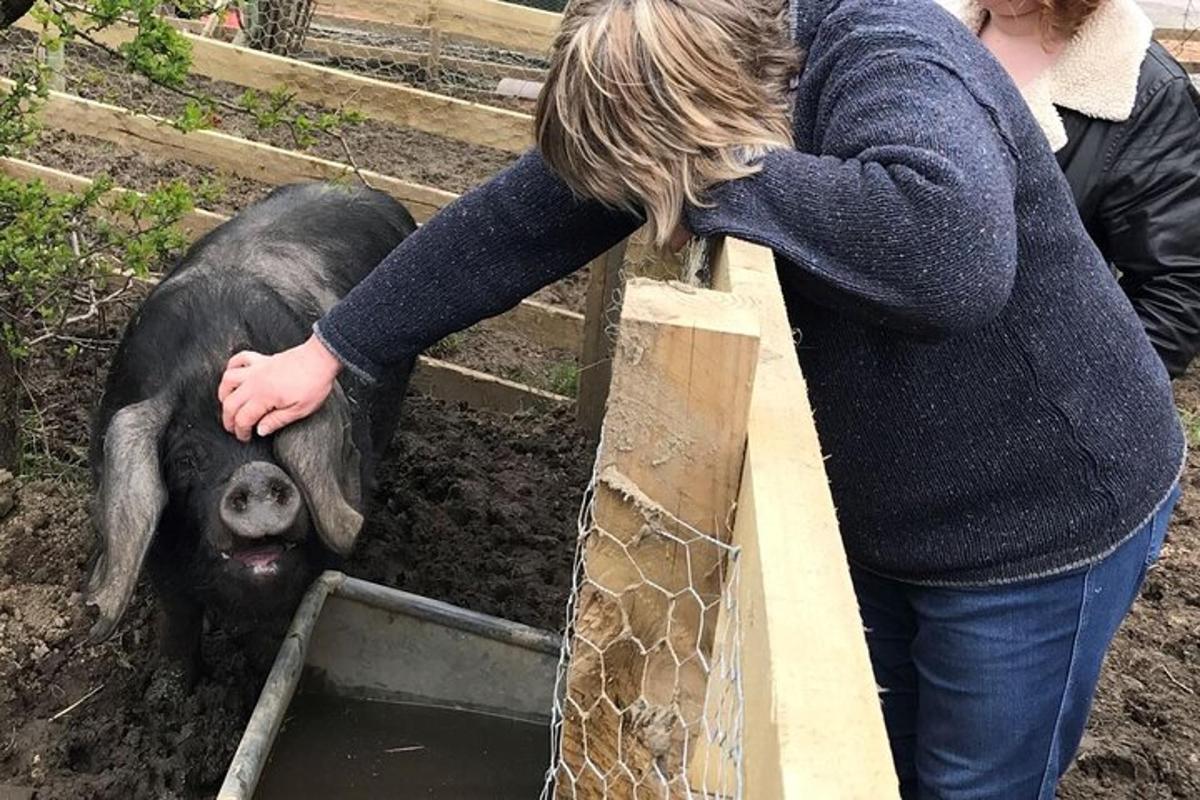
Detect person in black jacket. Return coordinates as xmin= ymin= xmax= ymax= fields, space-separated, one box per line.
xmin=942 ymin=0 xmax=1200 ymax=378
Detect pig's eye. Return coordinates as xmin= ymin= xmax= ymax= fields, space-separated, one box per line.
xmin=169 ymin=443 xmax=207 ymax=473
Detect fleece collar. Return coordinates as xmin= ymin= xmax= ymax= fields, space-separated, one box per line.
xmin=937 ymin=0 xmax=1153 ymax=151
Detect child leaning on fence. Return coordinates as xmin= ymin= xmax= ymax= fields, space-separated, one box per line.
xmin=217 ymin=1 xmax=1185 ymax=797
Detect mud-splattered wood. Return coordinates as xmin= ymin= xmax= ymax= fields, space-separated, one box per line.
xmin=710 ymin=238 xmax=898 ymax=799
xmin=576 ymin=241 xmax=629 ymax=439
xmin=557 ymin=279 xmax=759 ymax=799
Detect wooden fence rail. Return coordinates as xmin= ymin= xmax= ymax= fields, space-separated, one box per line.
xmin=560 ymin=238 xmax=900 ymax=797
xmin=14 ymin=14 xmax=533 ymax=153
xmin=318 ymin=0 xmax=561 ymax=55
xmin=0 ymin=156 xmax=578 ymax=414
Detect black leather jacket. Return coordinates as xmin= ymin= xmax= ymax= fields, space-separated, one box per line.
xmin=1058 ymin=43 xmax=1200 ymax=379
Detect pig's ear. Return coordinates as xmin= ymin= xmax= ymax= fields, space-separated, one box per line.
xmin=274 ymin=383 xmax=363 ymax=556
xmin=86 ymin=395 xmax=171 ymax=642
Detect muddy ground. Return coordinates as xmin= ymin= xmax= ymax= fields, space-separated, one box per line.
xmin=4 ymin=354 xmax=1199 ymax=799
xmin=0 ymin=320 xmax=594 ymax=799
xmin=1 ymin=21 xmax=1197 ymax=800
xmin=3 ymin=323 xmax=1199 ymax=799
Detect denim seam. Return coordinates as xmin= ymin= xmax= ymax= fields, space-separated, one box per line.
xmin=1037 ymin=567 xmax=1092 ymax=797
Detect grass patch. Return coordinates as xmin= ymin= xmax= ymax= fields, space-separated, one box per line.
xmin=427 ymin=332 xmax=467 ymax=360
xmin=1180 ymin=407 xmax=1200 ymax=449
xmin=547 ymin=361 xmax=579 ymax=397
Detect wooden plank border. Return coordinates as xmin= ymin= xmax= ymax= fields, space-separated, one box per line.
xmin=15 ymin=15 xmax=533 ymax=153
xmin=555 ymin=277 xmax=760 ymax=795
xmin=0 ymin=156 xmax=581 ymax=412
xmin=319 ymin=0 xmax=560 ymax=55
xmin=1156 ymin=34 xmax=1200 ymax=70
xmin=169 ymin=17 xmax=546 ymax=82
xmin=412 ymin=355 xmax=570 ymax=412
xmin=711 ymin=238 xmax=898 ymax=798
xmin=0 ymin=79 xmax=457 ymax=223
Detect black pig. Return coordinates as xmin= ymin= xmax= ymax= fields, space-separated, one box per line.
xmin=85 ymin=182 xmax=415 ymax=674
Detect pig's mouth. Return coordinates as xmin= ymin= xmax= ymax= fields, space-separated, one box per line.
xmin=220 ymin=536 xmax=298 ymax=577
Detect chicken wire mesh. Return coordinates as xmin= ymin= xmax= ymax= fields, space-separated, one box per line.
xmin=539 ymin=239 xmax=745 ymax=800
xmin=541 ymin=432 xmax=745 ymax=800
xmin=182 ymin=0 xmax=551 ymax=112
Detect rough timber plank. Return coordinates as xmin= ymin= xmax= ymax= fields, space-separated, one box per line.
xmin=320 ymin=0 xmax=560 ymax=54
xmin=711 ymin=238 xmax=898 ymax=799
xmin=412 ymin=356 xmax=570 ymax=412
xmin=16 ymin=15 xmax=532 ymax=153
xmin=575 ymin=242 xmax=628 ymax=439
xmin=556 ymin=278 xmax=759 ymax=798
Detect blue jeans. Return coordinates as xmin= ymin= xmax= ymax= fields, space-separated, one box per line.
xmin=852 ymin=485 xmax=1180 ymax=800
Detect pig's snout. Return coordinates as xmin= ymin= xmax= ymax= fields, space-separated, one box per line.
xmin=220 ymin=462 xmax=302 ymax=540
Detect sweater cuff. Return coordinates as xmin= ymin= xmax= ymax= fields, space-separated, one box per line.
xmin=312 ymin=320 xmax=384 ymax=385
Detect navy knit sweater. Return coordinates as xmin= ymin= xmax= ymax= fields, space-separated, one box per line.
xmin=316 ymin=0 xmax=1185 ymax=585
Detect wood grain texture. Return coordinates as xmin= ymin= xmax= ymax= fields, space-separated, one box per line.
xmin=557 ymin=278 xmax=759 ymax=799
xmin=711 ymin=238 xmax=899 ymax=799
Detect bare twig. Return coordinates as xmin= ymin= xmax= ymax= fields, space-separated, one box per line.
xmin=48 ymin=684 xmax=104 ymax=721
xmin=333 ymin=128 xmax=372 ymax=188
xmin=25 ymin=274 xmax=133 ymax=347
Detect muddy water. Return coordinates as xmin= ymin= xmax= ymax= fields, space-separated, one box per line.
xmin=254 ymin=695 xmax=550 ymax=799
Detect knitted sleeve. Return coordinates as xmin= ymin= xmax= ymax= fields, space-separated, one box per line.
xmin=688 ymin=51 xmax=1021 ymax=337
xmin=315 ymin=151 xmax=639 ymax=381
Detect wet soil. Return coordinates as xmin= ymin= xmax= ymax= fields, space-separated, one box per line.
xmin=1055 ymin=375 xmax=1200 ymax=800
xmin=0 ymin=28 xmax=517 ymax=197
xmin=0 ymin=304 xmax=593 ymax=798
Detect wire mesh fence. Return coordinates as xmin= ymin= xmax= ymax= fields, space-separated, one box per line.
xmin=542 ymin=458 xmax=745 ymax=799
xmin=164 ymin=0 xmax=553 ymax=111
xmin=537 ymin=239 xmax=747 ymax=800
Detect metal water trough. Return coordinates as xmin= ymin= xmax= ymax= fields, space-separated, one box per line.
xmin=217 ymin=571 xmax=562 ymax=799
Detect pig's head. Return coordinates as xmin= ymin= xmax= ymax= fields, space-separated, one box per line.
xmin=85 ymin=381 xmax=365 ymax=641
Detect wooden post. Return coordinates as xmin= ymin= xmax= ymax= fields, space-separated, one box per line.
xmin=556 ymin=278 xmax=760 ymax=799
xmin=426 ymin=0 xmax=443 ymax=84
xmin=709 ymin=238 xmax=898 ymax=799
xmin=576 ymin=240 xmax=628 ymax=440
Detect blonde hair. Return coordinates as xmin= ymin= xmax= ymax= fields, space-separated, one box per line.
xmin=535 ymin=0 xmax=799 ymax=247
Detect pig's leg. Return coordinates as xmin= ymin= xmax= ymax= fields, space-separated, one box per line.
xmin=156 ymin=588 xmax=204 ymax=688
